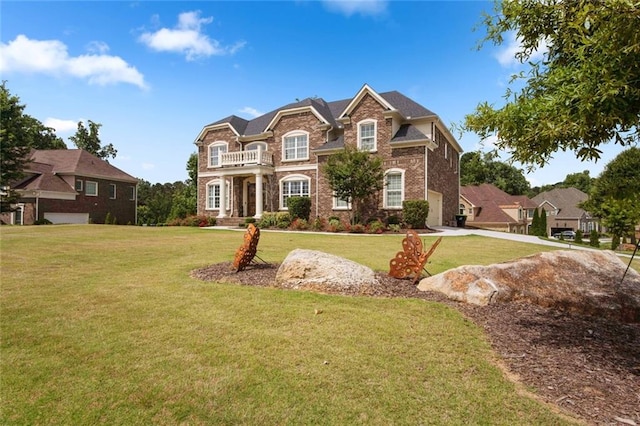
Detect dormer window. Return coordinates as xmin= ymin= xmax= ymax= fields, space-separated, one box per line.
xmin=208 ymin=142 xmax=228 ymax=168
xmin=358 ymin=120 xmax=376 ymax=151
xmin=282 ymin=131 xmax=309 ymax=161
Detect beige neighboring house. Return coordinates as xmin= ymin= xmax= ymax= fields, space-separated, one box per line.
xmin=531 ymin=187 xmax=600 ymax=236
xmin=194 ymin=84 xmax=462 ymax=227
xmin=460 ymin=183 xmax=536 ymax=234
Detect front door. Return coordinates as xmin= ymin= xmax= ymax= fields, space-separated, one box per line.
xmin=247 ymin=183 xmax=256 ymax=216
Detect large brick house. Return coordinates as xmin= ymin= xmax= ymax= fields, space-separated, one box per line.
xmin=194 ymin=84 xmax=462 ymax=226
xmin=2 ymin=149 xmax=138 ymax=225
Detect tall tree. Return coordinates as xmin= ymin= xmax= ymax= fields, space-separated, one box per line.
xmin=562 ymin=170 xmax=593 ymax=194
xmin=460 ymin=151 xmax=530 ymax=195
xmin=169 ymin=153 xmax=198 ymax=220
xmin=69 ymin=120 xmax=117 ymax=162
xmin=1 ymin=82 xmax=67 ymax=212
xmin=322 ymin=146 xmax=384 ymax=224
xmin=582 ymin=147 xmax=640 ymax=244
xmin=464 ymin=1 xmax=640 ymax=167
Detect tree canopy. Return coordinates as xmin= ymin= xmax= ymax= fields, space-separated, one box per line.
xmin=1 ymin=82 xmax=67 ymax=212
xmin=460 ymin=151 xmax=530 ymax=195
xmin=582 ymin=147 xmax=640 ymax=244
xmin=322 ymin=146 xmax=383 ymax=223
xmin=464 ymin=1 xmax=640 ymax=167
xmin=69 ymin=120 xmax=117 ymax=162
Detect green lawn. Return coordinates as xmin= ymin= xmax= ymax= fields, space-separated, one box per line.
xmin=1 ymin=225 xmax=620 ymax=424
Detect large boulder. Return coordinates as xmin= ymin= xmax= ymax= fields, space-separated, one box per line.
xmin=275 ymin=249 xmax=380 ymax=294
xmin=417 ymin=250 xmax=640 ymax=322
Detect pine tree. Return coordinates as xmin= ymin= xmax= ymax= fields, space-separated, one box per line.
xmin=531 ymin=208 xmax=540 ymax=235
xmin=540 ymin=209 xmax=548 ymax=237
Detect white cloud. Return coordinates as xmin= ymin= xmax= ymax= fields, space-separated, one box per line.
xmin=238 ymin=107 xmax=263 ymax=118
xmin=139 ymin=10 xmax=245 ymax=61
xmin=43 ymin=118 xmax=79 ymax=134
xmin=494 ymin=31 xmax=549 ymax=68
xmin=322 ymin=0 xmax=388 ymax=17
xmin=0 ymin=35 xmax=147 ymax=88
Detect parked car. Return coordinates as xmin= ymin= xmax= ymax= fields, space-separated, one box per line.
xmin=553 ymin=230 xmax=576 ymax=240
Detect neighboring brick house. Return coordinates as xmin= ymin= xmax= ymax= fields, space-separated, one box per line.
xmin=531 ymin=187 xmax=601 ymax=236
xmin=194 ymin=84 xmax=462 ymax=226
xmin=460 ymin=183 xmax=536 ymax=233
xmin=2 ymin=149 xmax=137 ymax=225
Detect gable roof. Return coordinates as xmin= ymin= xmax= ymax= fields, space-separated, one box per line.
xmin=531 ymin=187 xmax=589 ymax=219
xmin=12 ymin=150 xmax=137 ymax=193
xmin=195 ymin=84 xmax=442 ymax=143
xmin=461 ymin=183 xmax=535 ymax=224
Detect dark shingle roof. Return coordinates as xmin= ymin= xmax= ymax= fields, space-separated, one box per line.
xmin=390 ymin=124 xmax=429 ymax=143
xmin=379 ymin=91 xmax=436 ymax=119
xmin=206 ymin=87 xmax=438 ymax=137
xmin=314 ymin=135 xmax=345 ymax=152
xmin=531 ymin=187 xmax=589 ymax=218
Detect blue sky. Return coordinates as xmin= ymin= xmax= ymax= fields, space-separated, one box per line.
xmin=1 ymin=0 xmax=628 ymax=186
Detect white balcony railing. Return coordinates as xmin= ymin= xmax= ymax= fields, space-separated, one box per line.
xmin=220 ymin=149 xmax=273 ymax=167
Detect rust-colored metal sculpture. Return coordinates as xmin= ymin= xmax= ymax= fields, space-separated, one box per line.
xmin=389 ymin=231 xmax=442 ymax=284
xmin=233 ymin=223 xmax=260 ymax=272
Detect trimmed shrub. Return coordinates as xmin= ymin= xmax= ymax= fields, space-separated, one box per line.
xmin=589 ymin=230 xmax=600 ymax=247
xmin=311 ymin=217 xmax=327 ymax=231
xmin=327 ymin=218 xmax=343 ymax=232
xmin=257 ymin=212 xmax=277 ymax=228
xmin=366 ymin=220 xmax=385 ymax=234
xmin=403 ymin=200 xmax=430 ymax=229
xmin=287 ymin=196 xmax=311 ymax=221
xmin=575 ymin=230 xmax=583 ymax=244
xmin=388 ymin=224 xmax=401 ymax=233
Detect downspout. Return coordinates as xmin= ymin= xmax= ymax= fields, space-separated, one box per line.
xmin=35 ymin=191 xmax=40 ymax=223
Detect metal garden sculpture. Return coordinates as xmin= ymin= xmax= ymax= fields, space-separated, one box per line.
xmin=233 ymin=223 xmax=261 ymax=272
xmin=389 ymin=231 xmax=442 ymax=284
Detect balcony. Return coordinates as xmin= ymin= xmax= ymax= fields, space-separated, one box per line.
xmin=220 ymin=149 xmax=273 ymax=167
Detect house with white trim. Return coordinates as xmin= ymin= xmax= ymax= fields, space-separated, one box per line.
xmin=194 ymin=84 xmax=462 ymax=226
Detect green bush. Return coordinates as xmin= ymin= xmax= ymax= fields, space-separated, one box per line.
xmin=257 ymin=212 xmax=277 ymax=228
xmin=402 ymin=200 xmax=429 ymax=229
xmin=311 ymin=217 xmax=326 ymax=231
xmin=366 ymin=220 xmax=386 ymax=234
xmin=589 ymin=230 xmax=600 ymax=247
xmin=244 ymin=217 xmax=256 ymax=224
xmin=287 ymin=196 xmax=311 ymax=221
xmin=105 ymin=212 xmax=113 ymax=225
xmin=575 ymin=230 xmax=583 ymax=244
xmin=327 ymin=218 xmax=343 ymax=232
xmin=386 ymin=215 xmax=401 ymax=225
xmin=388 ymin=224 xmax=402 ymax=233
xmin=34 ymin=218 xmax=52 ymax=225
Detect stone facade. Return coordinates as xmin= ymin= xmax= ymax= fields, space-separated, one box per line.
xmin=194 ymin=85 xmax=462 ymax=226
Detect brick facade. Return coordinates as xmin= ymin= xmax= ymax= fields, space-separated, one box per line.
xmin=195 ymin=85 xmax=461 ymax=226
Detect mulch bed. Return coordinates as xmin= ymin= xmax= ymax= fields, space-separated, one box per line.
xmin=191 ymin=262 xmax=640 ymax=425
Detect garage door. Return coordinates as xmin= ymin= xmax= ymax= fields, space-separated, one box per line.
xmin=44 ymin=213 xmax=90 ymax=224
xmin=426 ymin=191 xmax=442 ymax=227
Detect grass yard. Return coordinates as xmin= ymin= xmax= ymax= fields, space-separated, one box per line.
xmin=4 ymin=225 xmax=631 ymax=424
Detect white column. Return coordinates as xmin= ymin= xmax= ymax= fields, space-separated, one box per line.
xmin=255 ymin=173 xmax=263 ymax=219
xmin=218 ymin=177 xmax=227 ymax=218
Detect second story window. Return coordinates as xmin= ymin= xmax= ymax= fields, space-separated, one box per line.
xmin=75 ymin=179 xmax=83 ymax=191
xmin=86 ymin=181 xmax=98 ymax=196
xmin=208 ymin=142 xmax=228 ymax=167
xmin=283 ymin=132 xmax=308 ymax=161
xmin=358 ymin=120 xmax=376 ymax=151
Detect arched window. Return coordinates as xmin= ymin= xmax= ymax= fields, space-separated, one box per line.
xmin=206 ymin=179 xmax=230 ymax=210
xmin=282 ymin=131 xmax=309 ymax=161
xmin=208 ymin=141 xmax=228 ymax=168
xmin=279 ymin=174 xmax=310 ymax=209
xmin=245 ymin=141 xmax=267 ymax=151
xmin=357 ymin=119 xmax=377 ymax=151
xmin=384 ymin=168 xmax=404 ymax=209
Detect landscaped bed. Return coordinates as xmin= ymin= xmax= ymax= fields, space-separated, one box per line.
xmin=193 ymin=261 xmax=640 ymax=425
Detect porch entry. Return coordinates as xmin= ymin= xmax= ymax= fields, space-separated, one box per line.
xmin=242 ymin=177 xmax=267 ymax=218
